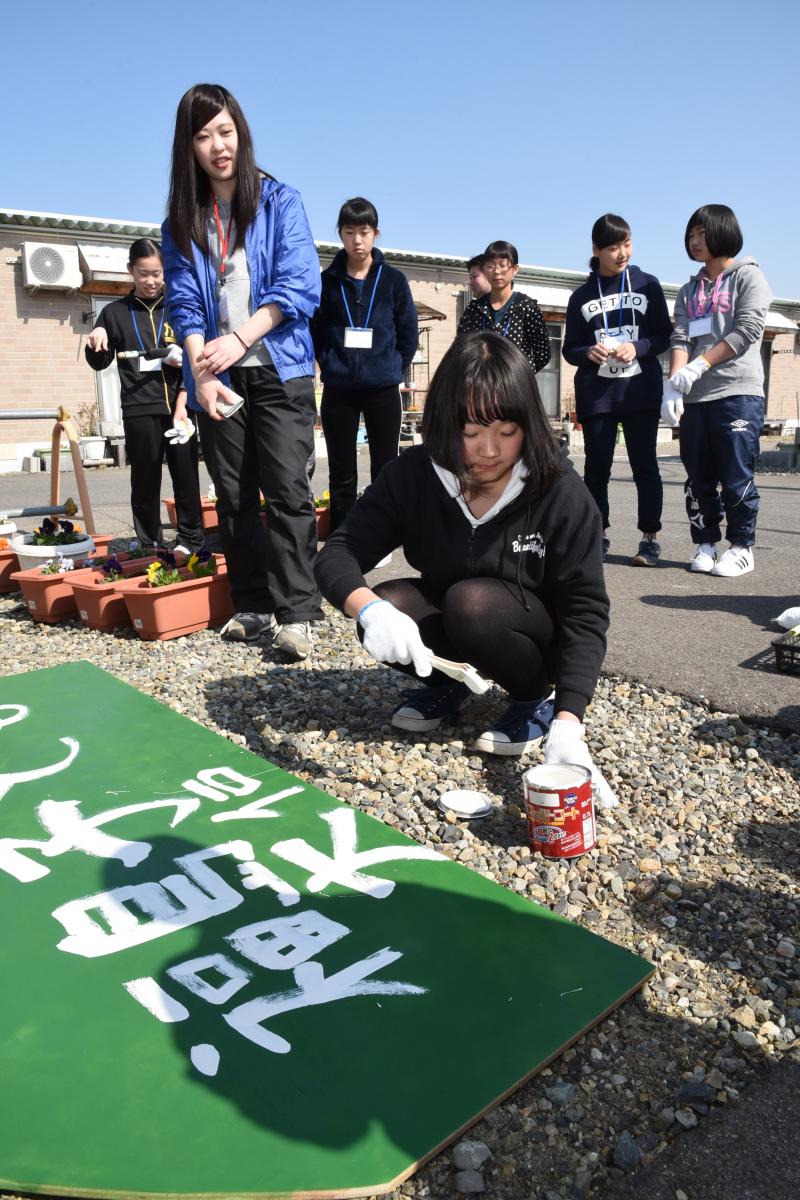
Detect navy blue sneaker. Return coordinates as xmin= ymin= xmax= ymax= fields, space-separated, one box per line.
xmin=392 ymin=681 xmax=470 ymax=732
xmin=632 ymin=536 xmax=661 ymax=567
xmin=474 ymin=696 xmax=555 ymax=756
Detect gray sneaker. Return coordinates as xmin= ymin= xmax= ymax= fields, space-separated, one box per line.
xmin=273 ymin=621 xmax=313 ymax=660
xmin=219 ymin=612 xmax=277 ymax=642
xmin=632 ymin=537 xmax=661 ymax=567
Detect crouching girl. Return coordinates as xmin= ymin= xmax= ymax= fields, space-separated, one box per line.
xmin=315 ymin=332 xmax=616 ymax=806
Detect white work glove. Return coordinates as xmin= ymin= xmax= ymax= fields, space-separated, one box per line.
xmin=543 ymin=718 xmax=619 ymax=810
xmin=162 ymin=344 xmax=184 ymax=368
xmin=358 ymin=600 xmax=433 ymax=677
xmin=669 ymin=356 xmax=710 ymax=395
xmin=660 ymin=381 xmax=684 ymax=428
xmin=164 ymin=418 xmax=195 ymax=446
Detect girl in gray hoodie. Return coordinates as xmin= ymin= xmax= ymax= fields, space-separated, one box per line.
xmin=663 ymin=204 xmax=772 ymax=577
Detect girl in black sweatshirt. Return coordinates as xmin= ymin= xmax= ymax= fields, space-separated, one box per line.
xmin=316 ymin=333 xmax=616 ymax=807
xmin=85 ymin=238 xmax=203 ymax=552
xmin=562 ymin=214 xmax=671 ymax=567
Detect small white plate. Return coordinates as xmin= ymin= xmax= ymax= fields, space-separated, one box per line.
xmin=437 ymin=789 xmax=493 ymax=819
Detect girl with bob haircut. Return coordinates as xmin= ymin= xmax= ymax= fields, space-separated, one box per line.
xmin=457 ymin=240 xmax=551 ymax=374
xmin=663 ymin=204 xmax=772 ymax=578
xmin=315 ymin=333 xmax=615 ymax=806
xmin=85 ymin=237 xmax=204 ymax=554
xmin=563 ymin=213 xmax=672 ymax=566
xmin=311 ymin=196 xmax=418 ymax=532
xmin=161 ymin=83 xmax=322 ymax=660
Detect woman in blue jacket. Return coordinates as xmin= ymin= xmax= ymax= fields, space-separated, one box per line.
xmin=311 ymin=197 xmax=418 ymax=531
xmin=161 ymin=83 xmax=322 ymax=660
xmin=562 ymin=214 xmax=672 ymax=566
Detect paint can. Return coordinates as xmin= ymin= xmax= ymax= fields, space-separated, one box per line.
xmin=522 ymin=763 xmax=595 ymax=859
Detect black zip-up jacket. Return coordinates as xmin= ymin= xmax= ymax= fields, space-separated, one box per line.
xmin=457 ymin=291 xmax=551 ymax=373
xmin=315 ymin=446 xmax=609 ymax=718
xmin=311 ymin=248 xmax=419 ymax=389
xmin=84 ymin=290 xmax=182 ymax=418
xmin=562 ymin=265 xmax=671 ymax=421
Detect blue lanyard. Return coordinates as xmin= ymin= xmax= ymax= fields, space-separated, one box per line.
xmin=481 ymin=298 xmax=513 ymax=337
xmin=597 ymin=268 xmax=629 ymax=336
xmin=129 ymin=300 xmax=164 ymax=353
xmin=340 ymin=264 xmax=383 ymax=328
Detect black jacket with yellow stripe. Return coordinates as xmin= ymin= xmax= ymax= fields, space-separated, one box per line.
xmin=84 ymin=290 xmax=183 ymax=418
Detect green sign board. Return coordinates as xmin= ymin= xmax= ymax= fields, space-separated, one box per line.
xmin=0 ymin=662 xmax=652 ymax=1198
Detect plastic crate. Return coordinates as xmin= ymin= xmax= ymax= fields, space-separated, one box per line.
xmin=772 ymin=634 xmax=800 ymax=675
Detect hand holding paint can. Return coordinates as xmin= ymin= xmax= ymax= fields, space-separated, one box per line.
xmin=523 ymin=763 xmax=595 ymax=859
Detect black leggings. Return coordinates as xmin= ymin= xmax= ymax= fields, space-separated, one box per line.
xmin=371 ymin=576 xmax=554 ymax=701
xmin=321 ymin=384 xmax=402 ymax=531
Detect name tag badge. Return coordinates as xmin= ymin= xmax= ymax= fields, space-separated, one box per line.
xmin=217 ymin=286 xmax=230 ymax=325
xmin=600 ymin=333 xmax=625 ymax=349
xmin=689 ymin=313 xmax=713 ymax=337
xmin=138 ymin=356 xmax=161 ymax=373
xmin=344 ymin=327 xmax=374 ymax=349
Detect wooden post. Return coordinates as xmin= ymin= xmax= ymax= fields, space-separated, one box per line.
xmin=51 ymin=407 xmax=96 ymax=534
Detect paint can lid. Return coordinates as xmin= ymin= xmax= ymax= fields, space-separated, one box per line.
xmin=437 ymin=789 xmax=493 ymax=819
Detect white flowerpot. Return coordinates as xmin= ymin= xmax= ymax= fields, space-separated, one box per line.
xmin=11 ymin=533 xmax=95 ymax=572
xmin=0 ymin=521 xmax=17 ymax=538
xmin=79 ymin=436 xmax=107 ymax=463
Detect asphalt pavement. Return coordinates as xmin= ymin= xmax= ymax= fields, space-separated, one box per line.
xmin=2 ymin=442 xmax=798 ymax=731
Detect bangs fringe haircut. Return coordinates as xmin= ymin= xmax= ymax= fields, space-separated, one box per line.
xmin=684 ymin=204 xmax=743 ymax=260
xmin=483 ymin=239 xmax=519 ymax=265
xmin=422 ymin=333 xmax=562 ymax=495
xmin=589 ymin=213 xmax=631 ymax=271
xmin=337 ymin=197 xmax=379 ymax=231
xmin=166 ymin=83 xmax=270 ymax=259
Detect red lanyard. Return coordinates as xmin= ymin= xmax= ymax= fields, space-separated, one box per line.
xmin=212 ymin=195 xmax=234 ymax=281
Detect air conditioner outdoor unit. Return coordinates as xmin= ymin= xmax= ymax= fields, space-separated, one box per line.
xmin=22 ymin=242 xmax=83 ymax=291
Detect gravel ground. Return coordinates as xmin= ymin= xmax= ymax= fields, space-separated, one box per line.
xmin=1 ymin=591 xmax=799 ymax=1200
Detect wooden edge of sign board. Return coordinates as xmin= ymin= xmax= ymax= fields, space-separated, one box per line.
xmin=0 ymin=966 xmax=654 ymax=1200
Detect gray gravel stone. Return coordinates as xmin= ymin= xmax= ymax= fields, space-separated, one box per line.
xmin=545 ymin=1083 xmax=576 ymax=1106
xmin=452 ymin=1141 xmax=492 ymax=1171
xmin=454 ymin=1168 xmax=485 ymax=1194
xmin=613 ymin=1130 xmax=642 ymax=1171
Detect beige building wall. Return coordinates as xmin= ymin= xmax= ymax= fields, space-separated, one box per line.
xmin=766 ymin=331 xmax=800 ymax=421
xmin=0 ymin=231 xmax=98 ymax=464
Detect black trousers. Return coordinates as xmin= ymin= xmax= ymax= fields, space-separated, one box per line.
xmin=122 ymin=412 xmax=203 ymax=550
xmin=581 ymin=408 xmax=663 ymax=533
xmin=321 ymin=384 xmax=402 ymax=530
xmin=197 ymin=363 xmax=322 ymax=622
xmin=371 ymin=576 xmax=558 ymax=704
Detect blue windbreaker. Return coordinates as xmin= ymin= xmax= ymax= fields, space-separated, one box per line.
xmin=161 ymin=178 xmax=321 ymax=409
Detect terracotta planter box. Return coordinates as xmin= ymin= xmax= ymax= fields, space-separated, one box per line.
xmin=115 ymin=564 xmax=234 ymax=641
xmin=69 ymin=558 xmax=159 ymax=632
xmin=315 ymin=506 xmax=331 ymax=542
xmin=10 ymin=563 xmax=99 ymax=624
xmin=0 ymin=546 xmax=21 ymax=593
xmin=164 ymin=496 xmax=218 ymax=532
xmin=88 ymin=534 xmax=115 ymax=559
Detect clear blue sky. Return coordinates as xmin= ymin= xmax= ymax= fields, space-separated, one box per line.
xmin=3 ymin=0 xmax=798 ymax=295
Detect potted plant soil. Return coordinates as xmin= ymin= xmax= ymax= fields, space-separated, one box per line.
xmin=115 ymin=550 xmax=233 ymax=641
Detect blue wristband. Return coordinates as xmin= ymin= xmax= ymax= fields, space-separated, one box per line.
xmin=357 ymin=598 xmax=386 ymax=623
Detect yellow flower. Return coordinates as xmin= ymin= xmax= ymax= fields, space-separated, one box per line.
xmin=146 ymin=562 xmax=160 ymax=584
xmin=187 ymin=553 xmax=199 ymax=574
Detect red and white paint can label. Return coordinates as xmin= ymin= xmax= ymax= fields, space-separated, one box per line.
xmin=522 ymin=763 xmax=595 ymax=859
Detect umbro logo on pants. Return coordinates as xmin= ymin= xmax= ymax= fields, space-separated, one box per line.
xmin=730 ymin=419 xmax=750 ymax=432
